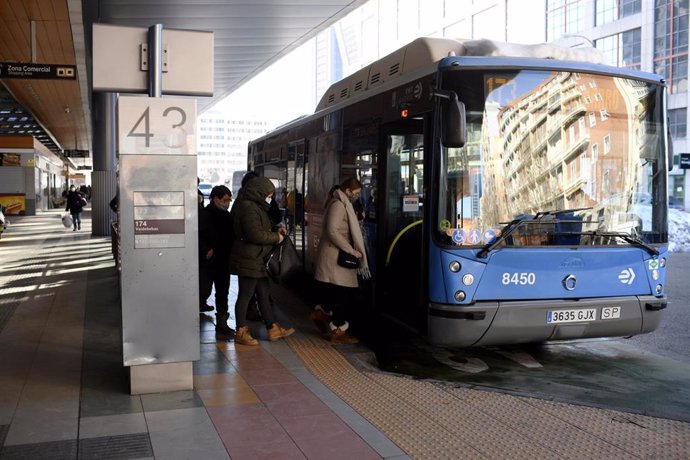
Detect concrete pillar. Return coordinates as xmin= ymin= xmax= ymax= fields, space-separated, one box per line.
xmin=91 ymin=92 xmax=118 ymax=236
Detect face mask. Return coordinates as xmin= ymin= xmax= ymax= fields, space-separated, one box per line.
xmin=214 ymin=198 xmax=230 ymax=211
xmin=347 ymin=191 xmax=359 ymax=203
xmin=265 ymin=197 xmax=272 ymax=205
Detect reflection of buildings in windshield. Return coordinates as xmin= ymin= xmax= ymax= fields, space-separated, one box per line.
xmin=480 ymin=70 xmax=655 ymax=236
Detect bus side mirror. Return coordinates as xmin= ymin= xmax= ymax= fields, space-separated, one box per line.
xmin=441 ymin=92 xmax=466 ymax=148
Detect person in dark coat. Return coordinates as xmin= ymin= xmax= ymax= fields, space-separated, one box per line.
xmin=65 ymin=185 xmax=85 ymax=231
xmin=229 ymin=176 xmax=294 ymax=345
xmin=197 ymin=177 xmax=204 ymax=212
xmin=199 ymin=185 xmax=234 ymax=338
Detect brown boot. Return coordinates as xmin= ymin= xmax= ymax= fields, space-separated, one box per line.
xmin=267 ymin=323 xmax=295 ymax=342
xmin=235 ymin=326 xmax=259 ymax=346
xmin=309 ymin=309 xmax=331 ymax=335
xmin=330 ymin=328 xmax=359 ymax=344
xmin=327 ymin=322 xmax=359 ymax=344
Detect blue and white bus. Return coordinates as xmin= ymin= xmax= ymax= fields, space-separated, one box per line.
xmin=248 ymin=37 xmax=669 ymax=347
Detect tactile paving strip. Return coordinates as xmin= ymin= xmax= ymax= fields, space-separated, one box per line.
xmin=286 ymin=335 xmax=690 ymax=459
xmin=78 ymin=433 xmax=153 ymax=459
xmin=0 ymin=439 xmax=77 ymax=459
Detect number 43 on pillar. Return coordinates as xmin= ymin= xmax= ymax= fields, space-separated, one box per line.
xmin=117 ymin=96 xmax=196 ymax=156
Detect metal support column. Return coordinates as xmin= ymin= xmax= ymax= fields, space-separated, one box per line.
xmin=91 ymin=92 xmax=118 ymax=236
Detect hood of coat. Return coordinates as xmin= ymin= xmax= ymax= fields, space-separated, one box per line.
xmin=243 ymin=176 xmax=275 ymax=206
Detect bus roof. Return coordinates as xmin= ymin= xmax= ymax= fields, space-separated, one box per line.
xmin=316 ymin=37 xmax=607 ymax=110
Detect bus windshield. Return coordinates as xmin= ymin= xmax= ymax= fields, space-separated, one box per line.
xmin=436 ymin=69 xmax=668 ymax=248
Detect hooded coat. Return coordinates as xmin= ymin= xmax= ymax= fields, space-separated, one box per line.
xmin=229 ymin=176 xmax=281 ymax=278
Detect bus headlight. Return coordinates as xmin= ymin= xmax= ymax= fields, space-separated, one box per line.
xmin=655 ymin=284 xmax=663 ymax=295
xmin=462 ymin=274 xmax=474 ymax=286
xmin=449 ymin=261 xmax=461 ymax=272
xmin=454 ymin=290 xmax=466 ymax=302
xmin=652 ymin=269 xmax=659 ymax=280
xmin=660 ymin=257 xmax=666 ymax=268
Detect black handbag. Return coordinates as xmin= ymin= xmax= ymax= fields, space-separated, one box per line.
xmin=337 ymin=249 xmax=360 ymax=269
xmin=265 ymin=237 xmax=301 ymax=280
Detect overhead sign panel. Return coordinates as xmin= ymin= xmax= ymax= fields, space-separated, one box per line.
xmin=63 ymin=149 xmax=90 ymax=158
xmin=92 ymin=23 xmax=213 ymax=96
xmin=0 ymin=62 xmax=76 ymax=80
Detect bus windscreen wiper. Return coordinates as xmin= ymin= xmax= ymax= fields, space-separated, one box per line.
xmin=476 ymin=216 xmax=527 ymax=258
xmin=476 ymin=208 xmax=592 ymax=259
xmin=587 ymin=231 xmax=660 ymax=256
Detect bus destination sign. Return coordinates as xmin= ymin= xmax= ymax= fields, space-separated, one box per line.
xmin=0 ymin=62 xmax=76 ymax=80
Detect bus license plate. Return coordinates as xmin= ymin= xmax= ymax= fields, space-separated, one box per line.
xmin=547 ymin=308 xmax=596 ymax=324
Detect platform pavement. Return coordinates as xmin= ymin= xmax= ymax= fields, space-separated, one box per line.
xmin=1 ymin=209 xmax=689 ymax=459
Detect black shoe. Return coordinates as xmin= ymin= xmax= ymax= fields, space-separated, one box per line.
xmin=215 ymin=326 xmax=235 ymax=340
xmin=199 ymin=304 xmax=214 ymax=313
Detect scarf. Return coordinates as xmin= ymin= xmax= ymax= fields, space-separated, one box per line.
xmin=334 ymin=189 xmax=371 ymax=279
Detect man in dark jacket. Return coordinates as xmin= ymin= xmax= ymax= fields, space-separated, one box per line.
xmin=65 ymin=185 xmax=85 ymax=231
xmin=199 ymin=185 xmax=234 ymax=338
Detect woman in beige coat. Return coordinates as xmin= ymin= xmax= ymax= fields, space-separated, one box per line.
xmin=313 ymin=177 xmax=370 ymax=343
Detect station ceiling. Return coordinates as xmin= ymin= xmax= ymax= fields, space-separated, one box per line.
xmin=0 ymin=0 xmax=366 ymax=168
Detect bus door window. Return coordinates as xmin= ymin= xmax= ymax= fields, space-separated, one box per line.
xmin=342 ymin=123 xmax=380 ymax=275
xmin=287 ymin=141 xmax=307 ymax=252
xmin=354 ymin=150 xmax=377 ymax=275
xmin=381 ymin=125 xmax=425 ymax=324
xmin=387 ymin=133 xmax=424 ymax=233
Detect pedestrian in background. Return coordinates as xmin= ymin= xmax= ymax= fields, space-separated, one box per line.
xmin=197 ymin=177 xmax=204 ymax=212
xmin=311 ymin=177 xmax=370 ymax=343
xmin=65 ymin=185 xmax=86 ymax=231
xmin=229 ymin=176 xmax=294 ymax=345
xmin=199 ymin=185 xmax=234 ymax=337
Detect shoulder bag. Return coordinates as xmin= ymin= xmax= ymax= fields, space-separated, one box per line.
xmin=337 ymin=249 xmax=360 ymax=269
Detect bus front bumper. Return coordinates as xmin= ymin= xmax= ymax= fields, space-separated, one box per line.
xmin=428 ymin=296 xmax=666 ymax=348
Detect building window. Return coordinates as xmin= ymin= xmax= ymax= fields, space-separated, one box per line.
xmin=592 ymin=143 xmax=599 ymax=161
xmin=589 ymin=112 xmax=597 ymax=127
xmin=547 ymin=0 xmax=586 ymax=42
xmin=622 ymin=28 xmax=642 ymax=69
xmin=603 ymin=134 xmax=611 ymax=154
xmin=669 ymin=108 xmax=687 ymax=138
xmin=596 ymin=0 xmax=641 ymax=26
xmin=603 ymin=169 xmax=610 ymax=191
xmin=654 ymin=0 xmax=689 ymax=94
xmin=600 ymin=108 xmax=609 ymax=121
xmin=595 ymin=28 xmax=641 ymax=69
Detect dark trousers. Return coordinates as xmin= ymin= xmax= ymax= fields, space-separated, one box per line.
xmin=319 ymin=281 xmax=356 ymax=328
xmin=199 ymin=263 xmax=213 ymax=307
xmin=71 ymin=212 xmax=81 ymax=229
xmin=199 ymin=259 xmax=230 ymax=315
xmin=235 ymin=276 xmax=275 ymax=329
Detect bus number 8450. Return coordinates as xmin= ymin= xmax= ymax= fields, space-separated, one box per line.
xmin=501 ymin=272 xmax=536 ymax=285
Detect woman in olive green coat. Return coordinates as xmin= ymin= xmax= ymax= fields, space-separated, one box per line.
xmin=229 ymin=176 xmax=294 ymax=345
